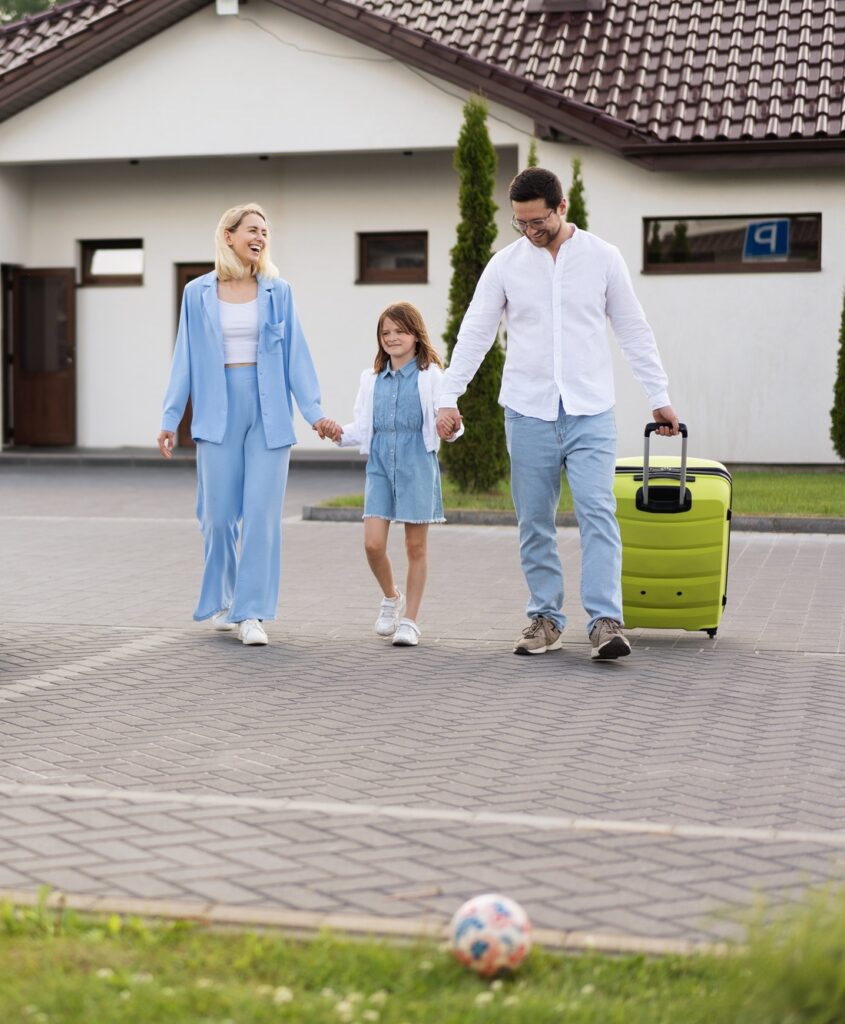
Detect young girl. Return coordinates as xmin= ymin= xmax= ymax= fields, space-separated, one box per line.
xmin=336 ymin=302 xmax=461 ymax=646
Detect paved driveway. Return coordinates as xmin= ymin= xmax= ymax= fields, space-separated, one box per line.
xmin=1 ymin=464 xmax=844 ymax=947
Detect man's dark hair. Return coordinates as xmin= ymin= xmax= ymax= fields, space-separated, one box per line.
xmin=508 ymin=167 xmax=563 ymax=209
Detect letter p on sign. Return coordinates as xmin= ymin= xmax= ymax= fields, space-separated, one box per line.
xmin=743 ymin=218 xmax=790 ymax=261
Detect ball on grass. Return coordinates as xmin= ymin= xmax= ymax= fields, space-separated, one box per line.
xmin=449 ymin=893 xmax=532 ymax=976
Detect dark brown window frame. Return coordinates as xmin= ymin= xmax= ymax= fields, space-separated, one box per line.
xmin=357 ymin=231 xmax=428 ymax=285
xmin=642 ymin=213 xmax=821 ymax=275
xmin=80 ymin=238 xmax=144 ymax=286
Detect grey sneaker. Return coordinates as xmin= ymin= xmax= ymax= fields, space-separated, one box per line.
xmin=375 ymin=590 xmax=405 ymax=636
xmin=590 ymin=618 xmax=631 ymax=660
xmin=513 ymin=616 xmax=562 ymax=656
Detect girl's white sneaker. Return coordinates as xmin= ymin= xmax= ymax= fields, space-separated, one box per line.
xmin=375 ymin=590 xmax=405 ymax=636
xmin=212 ymin=610 xmax=236 ymax=631
xmin=238 ymin=619 xmax=268 ymax=645
xmin=392 ymin=618 xmax=420 ymax=647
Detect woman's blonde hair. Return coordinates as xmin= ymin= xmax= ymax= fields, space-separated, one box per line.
xmin=374 ymin=302 xmax=444 ymax=373
xmin=214 ymin=203 xmax=279 ymax=281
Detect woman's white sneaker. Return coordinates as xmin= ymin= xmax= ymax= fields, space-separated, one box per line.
xmin=392 ymin=618 xmax=420 ymax=647
xmin=212 ymin=610 xmax=236 ymax=631
xmin=374 ymin=590 xmax=405 ymax=636
xmin=238 ymin=619 xmax=268 ymax=645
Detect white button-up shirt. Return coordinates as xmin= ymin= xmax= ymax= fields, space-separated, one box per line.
xmin=440 ymin=228 xmax=671 ymax=419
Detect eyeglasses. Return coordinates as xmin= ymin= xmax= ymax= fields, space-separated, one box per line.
xmin=511 ymin=210 xmax=557 ymax=234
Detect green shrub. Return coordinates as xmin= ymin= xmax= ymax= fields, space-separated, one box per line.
xmin=830 ymin=287 xmax=845 ymax=462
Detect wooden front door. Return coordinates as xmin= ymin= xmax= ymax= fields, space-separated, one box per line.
xmin=175 ymin=263 xmax=214 ymax=448
xmin=10 ymin=267 xmax=76 ymax=446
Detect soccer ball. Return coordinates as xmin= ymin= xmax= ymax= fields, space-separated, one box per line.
xmin=449 ymin=893 xmax=532 ymax=976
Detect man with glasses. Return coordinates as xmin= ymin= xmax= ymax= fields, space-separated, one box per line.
xmin=436 ymin=167 xmax=679 ymax=661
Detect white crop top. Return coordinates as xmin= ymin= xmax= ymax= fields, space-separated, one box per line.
xmin=220 ymin=299 xmax=259 ymax=364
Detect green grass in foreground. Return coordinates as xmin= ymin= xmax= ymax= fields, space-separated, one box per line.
xmin=4 ymin=887 xmax=845 ymax=1023
xmin=324 ymin=471 xmax=845 ymax=518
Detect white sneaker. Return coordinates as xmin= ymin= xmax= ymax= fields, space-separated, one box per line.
xmin=238 ymin=619 xmax=268 ymax=646
xmin=212 ymin=609 xmax=236 ymax=631
xmin=392 ymin=618 xmax=420 ymax=647
xmin=374 ymin=590 xmax=405 ymax=636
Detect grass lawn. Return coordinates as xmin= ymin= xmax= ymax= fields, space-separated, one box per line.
xmin=0 ymin=908 xmax=718 ymax=1024
xmin=4 ymin=888 xmax=845 ymax=1024
xmin=323 ymin=470 xmax=845 ymax=518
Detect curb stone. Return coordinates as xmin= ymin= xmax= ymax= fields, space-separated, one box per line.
xmin=302 ymin=505 xmax=845 ymax=534
xmin=0 ymin=888 xmax=729 ymax=957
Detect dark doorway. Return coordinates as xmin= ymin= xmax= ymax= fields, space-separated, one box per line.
xmin=6 ymin=267 xmax=76 ymax=446
xmin=175 ymin=263 xmax=213 ymax=448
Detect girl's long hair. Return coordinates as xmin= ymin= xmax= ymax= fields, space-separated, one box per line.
xmin=374 ymin=302 xmax=444 ymax=373
xmin=214 ymin=203 xmax=280 ymax=281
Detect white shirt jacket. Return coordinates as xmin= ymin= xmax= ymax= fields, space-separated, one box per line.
xmin=338 ymin=364 xmax=463 ymax=455
xmin=439 ymin=229 xmax=671 ymax=420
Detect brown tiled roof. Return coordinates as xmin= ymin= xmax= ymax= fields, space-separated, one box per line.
xmin=0 ymin=1 xmax=134 ymax=76
xmin=346 ymin=0 xmax=844 ymax=144
xmin=1 ymin=0 xmax=843 ymax=168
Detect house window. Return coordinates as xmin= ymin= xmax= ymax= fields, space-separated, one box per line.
xmin=358 ymin=232 xmax=427 ymax=284
xmin=80 ymin=239 xmax=144 ymax=286
xmin=642 ymin=215 xmax=821 ymax=274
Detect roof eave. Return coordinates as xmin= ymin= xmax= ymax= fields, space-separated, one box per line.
xmin=0 ymin=0 xmax=210 ymax=125
xmin=623 ymin=138 xmax=845 ymax=172
xmin=268 ymin=0 xmax=844 ymax=171
xmin=264 ymin=0 xmax=652 ymax=157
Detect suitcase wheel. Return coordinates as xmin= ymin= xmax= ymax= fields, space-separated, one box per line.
xmin=704 ymin=629 xmax=717 ymax=639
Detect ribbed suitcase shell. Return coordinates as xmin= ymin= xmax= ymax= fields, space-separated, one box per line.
xmin=613 ymin=455 xmax=732 ymax=634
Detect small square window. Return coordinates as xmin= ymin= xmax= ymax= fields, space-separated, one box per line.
xmin=80 ymin=239 xmax=144 ymax=286
xmin=358 ymin=232 xmax=427 ymax=284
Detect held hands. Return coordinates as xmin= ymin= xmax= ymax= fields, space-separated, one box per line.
xmin=313 ymin=417 xmax=342 ymax=443
xmin=436 ymin=407 xmax=462 ymax=440
xmin=651 ymin=406 xmax=680 ymax=436
xmin=157 ymin=430 xmax=175 ymax=459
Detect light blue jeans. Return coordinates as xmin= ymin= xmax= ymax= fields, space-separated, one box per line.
xmin=505 ymin=402 xmax=623 ymax=636
xmin=194 ymin=366 xmax=291 ymax=623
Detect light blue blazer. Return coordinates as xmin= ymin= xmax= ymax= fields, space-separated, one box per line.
xmin=161 ymin=272 xmax=325 ymax=448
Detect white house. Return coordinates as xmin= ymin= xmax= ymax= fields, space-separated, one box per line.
xmin=0 ymin=0 xmax=842 ymax=463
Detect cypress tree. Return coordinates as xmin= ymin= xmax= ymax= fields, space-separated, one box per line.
xmin=527 ymin=137 xmax=539 ymax=168
xmin=441 ymin=95 xmax=508 ymax=492
xmin=567 ymin=157 xmax=589 ymax=230
xmin=831 ymin=287 xmax=845 ymax=462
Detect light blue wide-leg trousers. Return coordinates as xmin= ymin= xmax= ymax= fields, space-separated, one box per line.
xmin=193 ymin=366 xmax=290 ymax=623
xmin=505 ymin=402 xmax=623 ymax=636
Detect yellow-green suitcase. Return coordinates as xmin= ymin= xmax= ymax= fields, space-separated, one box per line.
xmin=614 ymin=424 xmax=732 ymax=637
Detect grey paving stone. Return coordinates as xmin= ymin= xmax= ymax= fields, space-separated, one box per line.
xmin=1 ymin=467 xmax=844 ymax=943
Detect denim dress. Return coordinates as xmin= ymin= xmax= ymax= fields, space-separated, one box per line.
xmin=364 ymin=359 xmax=445 ymax=524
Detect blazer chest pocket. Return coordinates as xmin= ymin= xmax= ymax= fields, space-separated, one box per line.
xmin=265 ymin=320 xmax=286 ymax=347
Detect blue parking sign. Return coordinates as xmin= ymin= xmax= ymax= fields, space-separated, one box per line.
xmin=743 ymin=219 xmax=790 ymax=260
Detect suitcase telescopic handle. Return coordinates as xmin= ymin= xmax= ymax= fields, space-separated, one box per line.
xmin=642 ymin=422 xmax=689 ymax=506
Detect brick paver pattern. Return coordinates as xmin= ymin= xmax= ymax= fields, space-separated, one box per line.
xmin=1 ymin=466 xmax=844 ymax=943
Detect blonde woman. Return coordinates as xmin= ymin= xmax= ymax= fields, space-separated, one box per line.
xmin=157 ymin=203 xmax=338 ymax=645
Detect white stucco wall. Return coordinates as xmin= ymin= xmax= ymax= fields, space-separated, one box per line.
xmin=0 ymin=0 xmax=841 ymax=462
xmin=531 ymin=140 xmax=843 ymax=464
xmin=0 ymin=0 xmax=532 ymax=163
xmin=22 ymin=149 xmax=519 ymax=449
